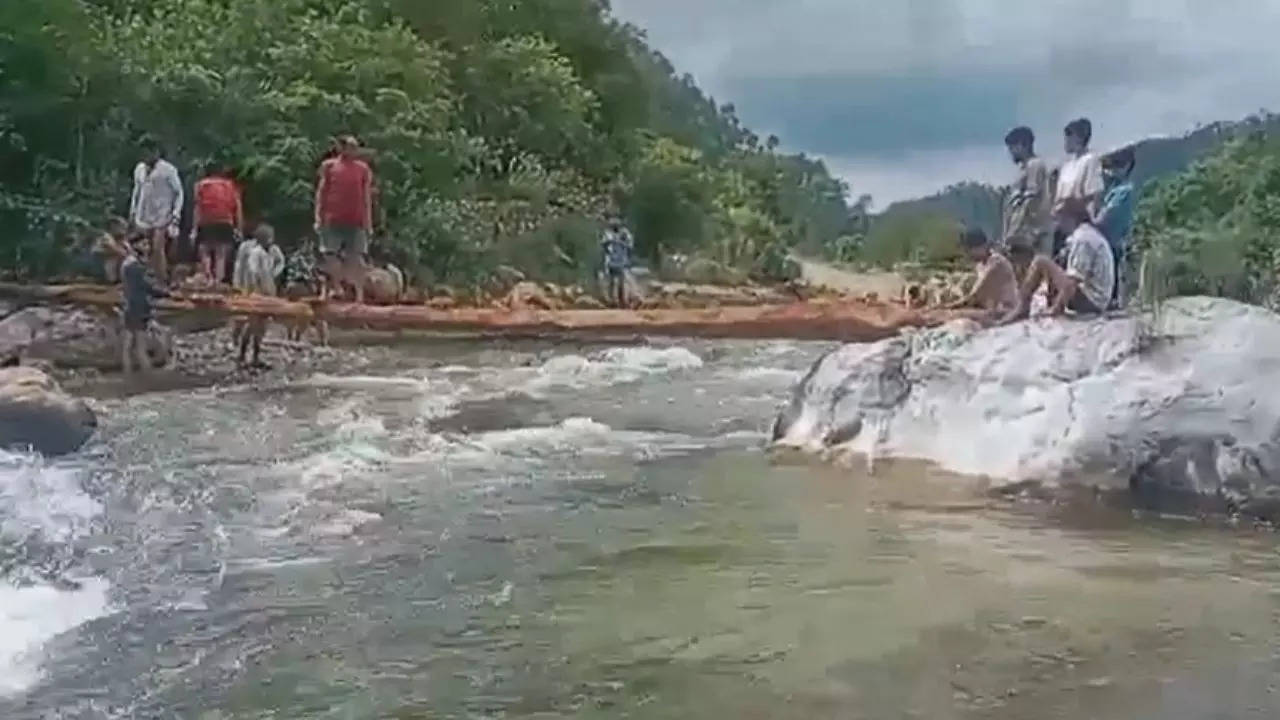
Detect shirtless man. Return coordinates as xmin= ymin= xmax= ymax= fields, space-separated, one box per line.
xmin=947 ymin=228 xmax=1019 ymax=324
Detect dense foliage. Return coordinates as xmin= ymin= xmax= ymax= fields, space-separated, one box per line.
xmin=0 ymin=0 xmax=850 ymax=285
xmin=1132 ymin=132 xmax=1280 ymax=305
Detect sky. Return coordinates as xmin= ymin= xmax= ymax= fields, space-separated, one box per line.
xmin=609 ymin=0 xmax=1280 ymax=208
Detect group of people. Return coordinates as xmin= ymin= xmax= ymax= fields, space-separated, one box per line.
xmin=103 ymin=134 xmax=379 ymax=372
xmin=950 ymin=117 xmax=1135 ymax=325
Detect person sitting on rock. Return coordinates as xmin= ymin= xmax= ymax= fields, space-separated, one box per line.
xmin=1001 ymin=197 xmax=1114 ymax=324
xmin=231 ymin=223 xmax=285 ymax=368
xmin=946 ymin=228 xmax=1019 ymax=324
xmin=118 ymin=236 xmax=170 ymax=374
xmin=599 ymin=217 xmax=634 ymax=308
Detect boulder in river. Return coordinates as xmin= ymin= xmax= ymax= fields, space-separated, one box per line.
xmin=773 ymin=297 xmax=1280 ymax=515
xmin=0 ymin=366 xmax=96 ymax=455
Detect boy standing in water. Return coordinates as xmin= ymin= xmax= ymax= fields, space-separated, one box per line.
xmin=118 ymin=237 xmax=170 ymax=374
xmin=1096 ymin=147 xmax=1137 ymax=307
xmin=947 ymin=228 xmax=1020 ymax=324
xmin=232 ymin=224 xmax=285 ymax=368
xmin=1001 ymin=126 xmax=1053 ymax=279
xmin=600 ymin=217 xmax=634 ymax=308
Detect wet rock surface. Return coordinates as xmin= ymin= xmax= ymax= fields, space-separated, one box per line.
xmin=774 ymin=297 xmax=1280 ymax=516
xmin=0 ymin=366 xmax=96 ymax=455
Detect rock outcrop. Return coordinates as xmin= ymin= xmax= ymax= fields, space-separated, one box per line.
xmin=0 ymin=366 xmax=96 ymax=455
xmin=773 ymin=297 xmax=1280 ymax=515
xmin=0 ymin=306 xmax=172 ymax=370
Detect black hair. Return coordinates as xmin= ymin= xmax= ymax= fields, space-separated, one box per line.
xmin=1064 ymin=118 xmax=1092 ymax=145
xmin=1004 ymin=126 xmax=1035 ymax=148
xmin=1105 ymin=146 xmax=1136 ymax=173
xmin=959 ymin=227 xmax=989 ymax=249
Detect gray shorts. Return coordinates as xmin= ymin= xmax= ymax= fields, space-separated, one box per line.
xmin=319 ymin=225 xmax=369 ymax=257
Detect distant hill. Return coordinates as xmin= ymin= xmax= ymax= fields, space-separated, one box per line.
xmin=873 ymin=112 xmax=1280 ymax=240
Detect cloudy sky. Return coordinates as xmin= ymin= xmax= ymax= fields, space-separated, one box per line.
xmin=609 ymin=0 xmax=1280 ymax=207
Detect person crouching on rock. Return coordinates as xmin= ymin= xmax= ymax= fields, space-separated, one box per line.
xmin=946 ymin=228 xmax=1019 ymax=325
xmin=119 ymin=236 xmax=170 ymax=374
xmin=1001 ymin=197 xmax=1115 ymax=325
xmin=232 ymin=223 xmax=285 ymax=369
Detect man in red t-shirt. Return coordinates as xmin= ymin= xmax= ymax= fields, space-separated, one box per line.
xmin=191 ymin=163 xmax=243 ymax=285
xmin=314 ymin=135 xmax=374 ymax=303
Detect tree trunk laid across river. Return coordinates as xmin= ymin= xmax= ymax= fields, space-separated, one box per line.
xmin=0 ymin=282 xmax=962 ymax=343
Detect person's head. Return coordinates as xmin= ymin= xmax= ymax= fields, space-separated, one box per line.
xmin=958 ymin=227 xmax=992 ymax=262
xmin=141 ymin=137 xmax=163 ymax=165
xmin=254 ymin=223 xmax=276 ymax=247
xmin=131 ymin=235 xmax=151 ymax=259
xmin=1055 ymin=197 xmax=1092 ymax=233
xmin=1004 ymin=126 xmax=1035 ymax=163
xmin=1064 ymin=118 xmax=1092 ymax=155
xmin=1104 ymin=146 xmax=1136 ymax=182
xmin=106 ymin=216 xmax=129 ymax=240
xmin=608 ymin=216 xmax=622 ymax=231
xmin=338 ymin=135 xmax=360 ymax=160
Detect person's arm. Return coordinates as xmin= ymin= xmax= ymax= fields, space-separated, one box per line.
xmin=234 ymin=185 xmax=244 ymax=234
xmin=314 ymin=163 xmax=328 ymax=230
xmin=1081 ymin=156 xmax=1105 ymax=216
xmin=363 ymin=165 xmax=374 ymax=234
xmin=129 ymin=164 xmax=143 ymax=227
xmin=1093 ymin=185 xmax=1129 ymax=229
xmin=232 ymin=244 xmax=248 ymax=290
xmin=947 ymin=265 xmax=993 ymax=309
xmin=270 ymin=245 xmax=285 ymax=279
xmin=190 ymin=181 xmax=203 ymax=237
xmin=166 ymin=164 xmax=184 ymax=228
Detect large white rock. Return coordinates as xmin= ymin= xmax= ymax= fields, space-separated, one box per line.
xmin=773 ymin=297 xmax=1280 ymax=512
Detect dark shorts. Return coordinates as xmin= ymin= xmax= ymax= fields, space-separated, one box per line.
xmin=319 ymin=225 xmax=369 ymax=257
xmin=123 ymin=314 xmax=152 ymax=332
xmin=605 ymin=267 xmax=626 ymax=279
xmin=1067 ymin=290 xmax=1103 ymax=315
xmin=196 ymin=223 xmax=236 ymax=249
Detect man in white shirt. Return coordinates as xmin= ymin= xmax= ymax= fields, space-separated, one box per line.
xmin=1052 ymin=118 xmax=1104 ymax=257
xmin=1001 ymin=197 xmax=1114 ymax=324
xmin=129 ymin=140 xmax=184 ymax=284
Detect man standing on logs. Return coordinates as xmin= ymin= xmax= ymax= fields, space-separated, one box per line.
xmin=129 ymin=139 xmax=184 ymax=284
xmin=314 ymin=135 xmax=373 ymax=304
xmin=600 ymin=217 xmax=634 ymax=308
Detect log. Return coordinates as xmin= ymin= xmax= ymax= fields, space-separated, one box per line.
xmin=0 ymin=282 xmax=962 ymax=342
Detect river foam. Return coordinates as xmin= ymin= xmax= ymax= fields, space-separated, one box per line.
xmin=0 ymin=452 xmax=114 ymax=698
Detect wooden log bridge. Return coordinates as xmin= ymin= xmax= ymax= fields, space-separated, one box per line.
xmin=0 ymin=282 xmax=962 ymax=343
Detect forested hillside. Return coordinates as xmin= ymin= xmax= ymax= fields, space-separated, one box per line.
xmin=0 ymin=0 xmax=849 ymax=285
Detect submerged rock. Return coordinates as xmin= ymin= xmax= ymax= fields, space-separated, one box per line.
xmin=773 ymin=297 xmax=1280 ymax=514
xmin=0 ymin=366 xmax=96 ymax=455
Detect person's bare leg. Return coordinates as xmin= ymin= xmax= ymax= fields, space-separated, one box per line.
xmin=135 ymin=330 xmax=152 ymax=373
xmin=1003 ymin=256 xmax=1052 ymax=323
xmin=151 ymin=229 xmax=169 ymax=284
xmin=199 ymin=243 xmax=213 ymax=283
xmin=122 ymin=331 xmax=135 ymax=374
xmin=214 ymin=243 xmax=230 ymax=285
xmin=345 ymin=252 xmax=367 ymax=304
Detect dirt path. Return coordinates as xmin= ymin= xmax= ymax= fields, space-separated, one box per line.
xmin=793 ymin=256 xmax=907 ymax=299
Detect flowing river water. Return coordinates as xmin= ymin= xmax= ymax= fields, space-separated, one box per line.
xmin=1 ymin=336 xmax=1278 ymax=719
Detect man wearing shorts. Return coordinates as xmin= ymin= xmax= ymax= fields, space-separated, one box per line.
xmin=314 ymin=135 xmax=373 ymax=303
xmin=191 ymin=163 xmax=243 ymax=285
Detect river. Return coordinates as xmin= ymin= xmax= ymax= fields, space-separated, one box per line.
xmin=1 ymin=336 xmax=1277 ymax=718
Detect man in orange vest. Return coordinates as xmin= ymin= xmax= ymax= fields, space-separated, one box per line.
xmin=314 ymin=135 xmax=374 ymax=303
xmin=191 ymin=163 xmax=243 ymax=285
